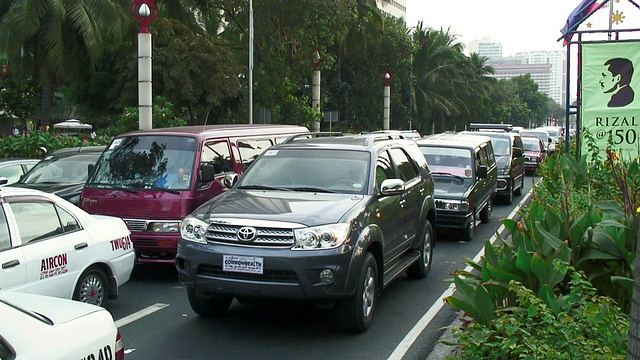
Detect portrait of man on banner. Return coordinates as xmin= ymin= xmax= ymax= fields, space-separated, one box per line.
xmin=600 ymin=57 xmax=635 ymax=107
xmin=582 ymin=42 xmax=640 ymax=161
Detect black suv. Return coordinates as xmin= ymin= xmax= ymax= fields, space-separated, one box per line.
xmin=462 ymin=124 xmax=525 ymax=205
xmin=175 ymin=133 xmax=436 ymax=332
xmin=416 ymin=133 xmax=497 ymax=242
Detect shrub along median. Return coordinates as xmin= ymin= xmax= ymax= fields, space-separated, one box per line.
xmin=442 ymin=132 xmax=640 ymax=359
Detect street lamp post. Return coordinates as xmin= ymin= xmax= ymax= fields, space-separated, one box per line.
xmin=130 ymin=0 xmax=159 ymax=130
xmin=382 ymin=70 xmax=393 ymax=130
xmin=312 ymin=49 xmax=322 ymax=132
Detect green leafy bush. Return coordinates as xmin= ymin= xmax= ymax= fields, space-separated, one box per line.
xmin=447 ymin=270 xmax=629 ymax=360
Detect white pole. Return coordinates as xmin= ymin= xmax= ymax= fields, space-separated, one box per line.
xmin=608 ymin=0 xmax=614 ymax=40
xmin=249 ymin=0 xmax=254 ymax=124
xmin=312 ymin=69 xmax=321 ymax=132
xmin=138 ymin=32 xmax=152 ymax=130
xmin=383 ymin=85 xmax=390 ymax=130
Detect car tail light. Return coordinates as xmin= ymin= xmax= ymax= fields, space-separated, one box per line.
xmin=115 ymin=330 xmax=125 ymax=360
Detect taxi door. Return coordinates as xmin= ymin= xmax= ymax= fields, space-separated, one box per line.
xmin=6 ymin=198 xmax=94 ymax=299
xmin=0 ymin=204 xmax=27 ymax=292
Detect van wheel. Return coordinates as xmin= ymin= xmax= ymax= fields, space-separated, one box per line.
xmin=503 ymin=184 xmax=514 ymax=205
xmin=461 ymin=213 xmax=475 ymax=242
xmin=187 ymin=288 xmax=232 ymax=317
xmin=74 ymin=266 xmax=108 ymax=307
xmin=480 ymin=200 xmax=492 ymax=223
xmin=406 ymin=221 xmax=434 ymax=279
xmin=336 ymin=252 xmax=378 ymax=333
xmin=514 ymin=178 xmax=523 ymax=196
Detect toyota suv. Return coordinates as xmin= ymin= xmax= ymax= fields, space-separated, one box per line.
xmin=175 ymin=133 xmax=436 ymax=333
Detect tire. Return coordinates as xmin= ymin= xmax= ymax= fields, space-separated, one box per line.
xmin=514 ymin=178 xmax=523 ymax=196
xmin=503 ymin=183 xmax=514 ymax=205
xmin=480 ymin=199 xmax=492 ymax=224
xmin=406 ymin=221 xmax=434 ymax=279
xmin=74 ymin=266 xmax=109 ymax=307
xmin=187 ymin=288 xmax=232 ymax=318
xmin=336 ymin=252 xmax=378 ymax=333
xmin=461 ymin=212 xmax=475 ymax=242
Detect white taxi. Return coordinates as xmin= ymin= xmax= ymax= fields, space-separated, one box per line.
xmin=0 ymin=186 xmax=134 ymax=307
xmin=0 ymin=291 xmax=124 ymax=360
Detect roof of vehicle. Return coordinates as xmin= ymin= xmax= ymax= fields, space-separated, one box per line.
xmin=366 ymin=129 xmax=422 ymax=139
xmin=116 ymin=124 xmax=309 ymax=138
xmin=460 ymin=130 xmax=521 ymax=140
xmin=52 ymin=145 xmax=106 ymax=155
xmin=468 ymin=123 xmax=513 ymax=132
xmin=278 ymin=132 xmax=418 ymax=150
xmin=0 ymin=158 xmax=40 ymax=165
xmin=416 ymin=133 xmax=492 ymax=149
xmin=0 ymin=185 xmax=64 ymax=198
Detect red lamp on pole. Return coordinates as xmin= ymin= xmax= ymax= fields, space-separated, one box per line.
xmin=130 ymin=0 xmax=159 ymax=130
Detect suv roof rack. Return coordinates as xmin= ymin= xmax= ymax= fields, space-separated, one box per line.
xmin=361 ymin=132 xmax=407 ymax=145
xmin=282 ymin=132 xmax=344 ymax=144
xmin=468 ymin=123 xmax=513 ymax=132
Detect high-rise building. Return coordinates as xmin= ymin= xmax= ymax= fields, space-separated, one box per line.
xmin=377 ymin=0 xmax=406 ymax=19
xmin=470 ymin=38 xmax=566 ymax=106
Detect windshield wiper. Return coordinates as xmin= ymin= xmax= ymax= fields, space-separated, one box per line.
xmin=237 ymin=185 xmax=292 ymax=191
xmin=431 ymin=172 xmax=464 ymax=182
xmin=288 ymin=186 xmax=337 ymax=193
xmin=87 ymin=182 xmax=138 ymax=194
xmin=145 ymin=186 xmax=180 ymax=195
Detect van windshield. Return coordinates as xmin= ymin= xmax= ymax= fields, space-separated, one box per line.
xmin=89 ymin=135 xmax=198 ymax=191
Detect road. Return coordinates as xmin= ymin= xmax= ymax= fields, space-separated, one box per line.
xmin=106 ymin=176 xmax=538 ymax=360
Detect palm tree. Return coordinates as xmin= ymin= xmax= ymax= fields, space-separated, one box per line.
xmin=411 ymin=23 xmax=469 ymax=134
xmin=0 ymin=0 xmax=129 ymax=124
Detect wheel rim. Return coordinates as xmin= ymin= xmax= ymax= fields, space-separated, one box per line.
xmin=362 ymin=267 xmax=375 ymax=318
xmin=79 ymin=273 xmax=105 ymax=306
xmin=422 ymin=230 xmax=432 ymax=267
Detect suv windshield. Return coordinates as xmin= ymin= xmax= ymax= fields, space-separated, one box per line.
xmin=21 ymin=153 xmax=101 ymax=184
xmin=420 ymin=147 xmax=473 ymax=178
xmin=237 ymin=148 xmax=370 ymax=194
xmin=522 ymin=138 xmax=541 ymax=151
xmin=89 ymin=135 xmax=197 ymax=191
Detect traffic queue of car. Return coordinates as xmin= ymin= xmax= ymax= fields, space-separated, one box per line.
xmin=0 ymin=123 xmax=559 ymax=354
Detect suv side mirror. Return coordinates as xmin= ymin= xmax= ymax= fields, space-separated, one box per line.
xmin=380 ymin=179 xmax=405 ymax=195
xmin=199 ymin=164 xmax=215 ymax=183
xmin=223 ymin=173 xmax=239 ymax=188
xmin=476 ymin=165 xmax=488 ymax=179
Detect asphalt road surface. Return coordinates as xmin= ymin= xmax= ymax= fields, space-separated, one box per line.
xmin=106 ymin=175 xmax=538 ymax=360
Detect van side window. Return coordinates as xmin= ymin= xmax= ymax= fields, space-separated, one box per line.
xmin=237 ymin=139 xmax=274 ymax=168
xmin=389 ymin=148 xmax=419 ymax=182
xmin=202 ymin=141 xmax=233 ymax=175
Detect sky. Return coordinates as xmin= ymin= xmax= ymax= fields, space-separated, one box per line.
xmin=405 ymin=0 xmax=640 ymax=56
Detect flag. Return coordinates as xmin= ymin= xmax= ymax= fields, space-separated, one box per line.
xmin=560 ymin=0 xmax=604 ymax=45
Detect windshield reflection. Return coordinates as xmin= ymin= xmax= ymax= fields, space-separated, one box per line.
xmin=89 ymin=135 xmax=197 ymax=191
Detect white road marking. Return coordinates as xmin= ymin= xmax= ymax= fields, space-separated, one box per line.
xmin=387 ymin=189 xmax=534 ymax=360
xmin=115 ymin=303 xmax=170 ymax=328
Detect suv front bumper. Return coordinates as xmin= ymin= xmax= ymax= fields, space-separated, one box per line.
xmin=175 ymin=240 xmax=361 ymax=301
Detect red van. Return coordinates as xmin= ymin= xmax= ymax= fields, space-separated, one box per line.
xmin=79 ymin=124 xmax=309 ymax=263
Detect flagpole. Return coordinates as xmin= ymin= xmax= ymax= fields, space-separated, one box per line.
xmin=608 ymin=0 xmax=614 ymax=40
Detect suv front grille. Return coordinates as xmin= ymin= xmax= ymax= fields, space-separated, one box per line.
xmin=198 ymin=264 xmax=299 ymax=283
xmin=206 ymin=224 xmax=295 ymax=247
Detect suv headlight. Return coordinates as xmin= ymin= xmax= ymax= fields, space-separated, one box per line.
xmin=292 ymin=223 xmax=350 ymax=250
xmin=180 ymin=216 xmax=208 ymax=244
xmin=149 ymin=221 xmax=180 ymax=233
xmin=498 ymin=168 xmax=510 ymax=175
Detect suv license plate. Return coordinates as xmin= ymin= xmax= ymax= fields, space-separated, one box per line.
xmin=222 ymin=255 xmax=264 ymax=274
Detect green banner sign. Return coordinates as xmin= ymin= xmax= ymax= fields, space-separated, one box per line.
xmin=582 ymin=42 xmax=640 ymax=160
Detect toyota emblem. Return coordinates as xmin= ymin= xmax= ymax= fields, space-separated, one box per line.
xmin=237 ymin=227 xmax=257 ymax=242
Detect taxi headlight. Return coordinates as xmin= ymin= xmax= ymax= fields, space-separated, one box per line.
xmin=180 ymin=216 xmax=208 ymax=244
xmin=149 ymin=221 xmax=181 ymax=233
xmin=293 ymin=224 xmax=350 ymax=250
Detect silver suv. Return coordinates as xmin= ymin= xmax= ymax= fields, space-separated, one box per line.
xmin=175 ymin=133 xmax=436 ymax=332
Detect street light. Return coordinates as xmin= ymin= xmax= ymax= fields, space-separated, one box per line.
xmin=382 ymin=70 xmax=393 ymax=130
xmin=130 ymin=0 xmax=159 ymax=130
xmin=312 ymin=49 xmax=322 ymax=132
